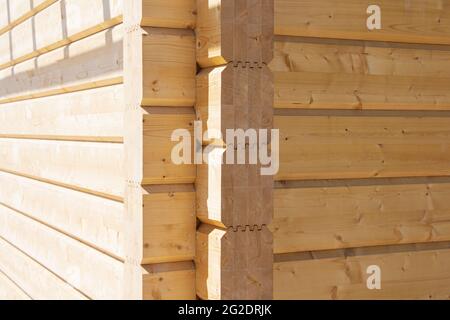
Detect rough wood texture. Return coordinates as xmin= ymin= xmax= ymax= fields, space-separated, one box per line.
xmin=275 ymin=0 xmax=450 ymax=45
xmin=273 ymin=178 xmax=450 ymax=254
xmin=196 ymin=224 xmax=273 ymax=300
xmin=197 ymin=0 xmax=273 ymax=67
xmin=274 ymin=246 xmax=450 ymax=300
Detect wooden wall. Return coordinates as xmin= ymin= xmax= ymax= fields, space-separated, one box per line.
xmin=195 ymin=0 xmax=274 ymax=300
xmin=123 ymin=0 xmax=197 ymax=300
xmin=272 ymin=0 xmax=450 ymax=299
xmin=2 ymin=0 xmax=450 ymax=301
xmin=0 ymin=0 xmax=124 ymax=299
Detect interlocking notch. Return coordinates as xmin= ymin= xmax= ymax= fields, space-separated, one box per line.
xmin=231 ymin=61 xmax=267 ymax=68
xmin=196 ymin=224 xmax=273 ymax=300
xmin=196 ymin=0 xmax=274 ymax=68
xmin=195 ymin=0 xmax=275 ymax=300
xmin=123 ymin=1 xmax=198 ymax=300
xmin=196 ymin=63 xmax=273 ymax=228
xmin=228 ymin=224 xmax=267 ymax=232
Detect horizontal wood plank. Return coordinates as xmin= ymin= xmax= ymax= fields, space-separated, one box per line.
xmin=0 ymin=84 xmax=123 ymax=142
xmin=0 ymin=204 xmax=124 ymax=299
xmin=0 ymin=170 xmax=124 ymax=258
xmin=272 ymin=39 xmax=450 ymax=110
xmin=275 ymin=0 xmax=450 ymax=45
xmin=274 ymin=247 xmax=450 ymax=299
xmin=276 ymin=115 xmax=450 ymax=181
xmin=273 ymin=178 xmax=450 ymax=254
xmin=0 ymin=237 xmax=86 ymax=300
xmin=0 ymin=269 xmax=30 ymax=300
xmin=275 ymin=71 xmax=450 ymax=110
xmin=0 ymin=138 xmax=124 ymax=200
xmin=0 ymin=24 xmax=123 ymax=104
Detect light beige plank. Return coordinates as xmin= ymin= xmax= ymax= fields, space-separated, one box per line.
xmin=0 ymin=237 xmax=86 ymax=300
xmin=0 ymin=138 xmax=124 ymax=200
xmin=0 ymin=270 xmax=30 ymax=300
xmin=0 ymin=0 xmax=123 ymax=70
xmin=0 ymin=170 xmax=124 ymax=258
xmin=0 ymin=84 xmax=123 ymax=142
xmin=0 ymin=24 xmax=123 ymax=104
xmin=0 ymin=204 xmax=124 ymax=299
xmin=0 ymin=0 xmax=56 ymax=36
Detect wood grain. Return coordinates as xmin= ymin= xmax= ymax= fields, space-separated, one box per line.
xmin=273 ymin=178 xmax=450 ymax=254
xmin=276 ymin=115 xmax=450 ymax=181
xmin=275 ymin=0 xmax=450 ymax=45
xmin=274 ymin=247 xmax=450 ymax=299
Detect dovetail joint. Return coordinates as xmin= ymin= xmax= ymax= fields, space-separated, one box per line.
xmin=227 ymin=224 xmax=267 ymax=232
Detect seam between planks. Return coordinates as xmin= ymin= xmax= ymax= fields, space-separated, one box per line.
xmin=0 ymin=167 xmax=124 ymax=203
xmin=0 ymin=134 xmax=123 ymax=143
xmin=0 ymin=267 xmax=32 ymax=300
xmin=0 ymin=76 xmax=123 ymax=105
xmin=0 ymin=235 xmax=91 ymax=300
xmin=274 ymin=241 xmax=450 ymax=263
xmin=0 ymin=201 xmax=125 ymax=263
xmin=0 ymin=15 xmax=123 ymax=71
